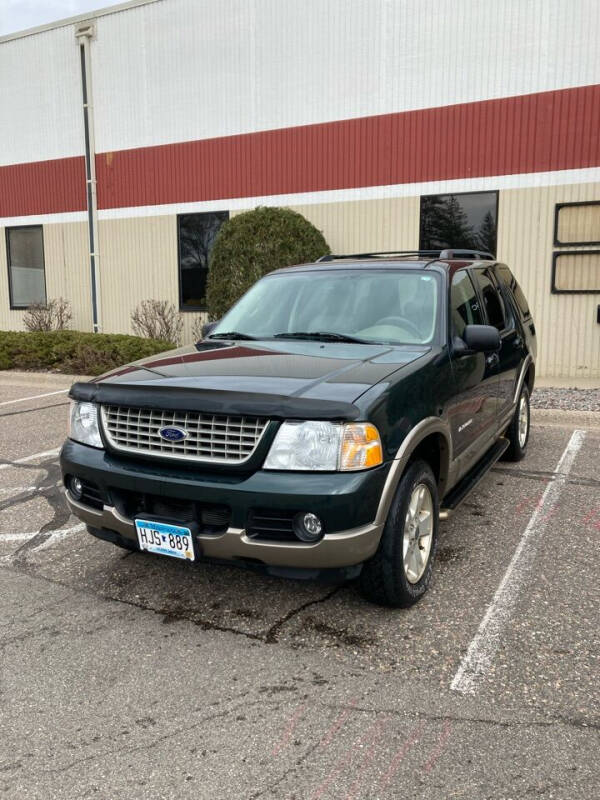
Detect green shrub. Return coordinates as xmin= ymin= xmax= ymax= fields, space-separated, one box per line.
xmin=0 ymin=330 xmax=173 ymax=376
xmin=206 ymin=206 xmax=330 ymax=319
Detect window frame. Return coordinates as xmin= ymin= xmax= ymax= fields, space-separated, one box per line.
xmin=553 ymin=200 xmax=600 ymax=247
xmin=5 ymin=224 xmax=47 ymax=310
xmin=470 ymin=265 xmax=514 ymax=334
xmin=551 ymin=249 xmax=600 ymax=295
xmin=418 ymin=189 xmax=500 ymax=256
xmin=448 ymin=267 xmax=485 ymax=341
xmin=495 ymin=264 xmax=531 ymax=321
xmin=177 ymin=211 xmax=229 ymax=312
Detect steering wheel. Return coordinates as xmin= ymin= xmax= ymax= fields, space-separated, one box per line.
xmin=375 ymin=315 xmax=423 ymax=339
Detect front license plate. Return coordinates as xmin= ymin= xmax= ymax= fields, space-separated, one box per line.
xmin=135 ymin=519 xmax=195 ymax=561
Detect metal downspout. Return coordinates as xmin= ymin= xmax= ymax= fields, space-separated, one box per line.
xmin=75 ymin=22 xmax=101 ymax=333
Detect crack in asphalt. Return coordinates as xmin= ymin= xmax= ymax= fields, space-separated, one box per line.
xmin=320 ymin=701 xmax=600 ymax=734
xmin=492 ymin=466 xmax=599 ymax=487
xmin=4 ymin=547 xmax=344 ymax=648
xmin=0 ymin=457 xmax=72 ymax=567
xmin=1 ymin=458 xmax=345 ymax=647
xmin=33 ymin=696 xmax=268 ymax=777
xmin=243 ymin=699 xmax=600 ymax=800
xmin=264 ymin=586 xmax=343 ymax=644
xmin=0 ymin=483 xmax=61 ymax=513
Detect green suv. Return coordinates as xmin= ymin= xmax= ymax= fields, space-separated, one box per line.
xmin=61 ymin=249 xmax=536 ymax=607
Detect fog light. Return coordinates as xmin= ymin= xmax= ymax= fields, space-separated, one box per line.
xmin=70 ymin=476 xmax=84 ymax=500
xmin=293 ymin=512 xmax=323 ymax=542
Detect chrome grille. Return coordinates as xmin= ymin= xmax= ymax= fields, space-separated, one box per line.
xmin=100 ymin=405 xmax=268 ymax=464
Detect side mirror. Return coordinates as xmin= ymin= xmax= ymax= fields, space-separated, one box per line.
xmin=201 ymin=320 xmax=219 ymax=339
xmin=462 ymin=324 xmax=501 ymax=353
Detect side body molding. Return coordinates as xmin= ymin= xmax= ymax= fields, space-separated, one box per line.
xmin=513 ymin=354 xmax=533 ymax=405
xmin=374 ymin=417 xmax=453 ymax=527
xmin=498 ymin=353 xmax=534 ymax=430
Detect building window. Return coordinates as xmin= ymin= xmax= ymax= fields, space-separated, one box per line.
xmin=419 ymin=191 xmax=498 ymax=256
xmin=551 ymin=250 xmax=600 ymax=294
xmin=6 ymin=226 xmax=46 ymax=309
xmin=554 ymin=201 xmax=600 ymax=246
xmin=178 ymin=212 xmax=229 ymax=310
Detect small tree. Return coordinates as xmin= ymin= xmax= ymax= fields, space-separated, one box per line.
xmin=23 ymin=298 xmax=72 ymax=332
xmin=191 ymin=316 xmax=206 ymax=342
xmin=206 ymin=206 xmax=330 ymax=319
xmin=131 ymin=300 xmax=183 ymax=346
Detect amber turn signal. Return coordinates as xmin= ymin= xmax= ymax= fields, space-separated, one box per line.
xmin=340 ymin=423 xmax=383 ymax=471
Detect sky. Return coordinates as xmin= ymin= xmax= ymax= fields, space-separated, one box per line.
xmin=0 ymin=0 xmax=126 ymax=36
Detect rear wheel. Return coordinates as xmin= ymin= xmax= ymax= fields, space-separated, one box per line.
xmin=359 ymin=460 xmax=439 ymax=607
xmin=503 ymin=385 xmax=530 ymax=461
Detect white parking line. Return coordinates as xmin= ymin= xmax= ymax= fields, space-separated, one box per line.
xmin=1 ymin=532 xmax=38 ymax=543
xmin=0 ymin=448 xmax=60 ymax=471
xmin=451 ymin=429 xmax=586 ymax=695
xmin=0 ymin=524 xmax=84 ymax=548
xmin=0 ymin=482 xmax=62 ymax=496
xmin=0 ymin=389 xmax=68 ymax=407
xmin=32 ymin=523 xmax=85 ymax=551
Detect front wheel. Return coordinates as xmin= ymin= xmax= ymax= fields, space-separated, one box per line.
xmin=359 ymin=460 xmax=439 ymax=607
xmin=503 ymin=385 xmax=530 ymax=461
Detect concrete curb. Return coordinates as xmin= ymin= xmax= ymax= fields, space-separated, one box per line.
xmin=0 ymin=370 xmax=91 ymax=388
xmin=531 ymin=407 xmax=600 ymax=430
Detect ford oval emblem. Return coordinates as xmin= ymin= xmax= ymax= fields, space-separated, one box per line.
xmin=159 ymin=426 xmax=188 ymax=442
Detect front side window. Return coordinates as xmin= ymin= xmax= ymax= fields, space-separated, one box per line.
xmin=420 ymin=191 xmax=498 ymax=255
xmin=178 ymin=212 xmax=228 ymax=310
xmin=6 ymin=226 xmax=46 ymax=308
xmin=450 ymin=270 xmax=484 ymax=337
xmin=473 ymin=268 xmax=506 ymax=331
xmin=211 ymin=269 xmax=440 ymax=346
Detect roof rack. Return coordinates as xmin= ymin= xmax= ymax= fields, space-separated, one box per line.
xmin=317 ymin=249 xmax=495 ymax=262
xmin=438 ymin=249 xmax=495 ymax=260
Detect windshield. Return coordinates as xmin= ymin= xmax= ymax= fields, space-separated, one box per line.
xmin=211 ymin=269 xmax=440 ymax=345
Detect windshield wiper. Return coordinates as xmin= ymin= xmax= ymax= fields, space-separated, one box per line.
xmin=208 ymin=331 xmax=257 ymax=340
xmin=273 ymin=331 xmax=372 ymax=344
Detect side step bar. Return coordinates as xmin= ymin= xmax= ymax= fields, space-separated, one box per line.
xmin=439 ymin=437 xmax=509 ymax=520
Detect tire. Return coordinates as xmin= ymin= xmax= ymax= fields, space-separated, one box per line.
xmin=359 ymin=460 xmax=439 ymax=608
xmin=503 ymin=385 xmax=530 ymax=462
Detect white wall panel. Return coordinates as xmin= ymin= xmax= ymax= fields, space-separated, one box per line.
xmin=91 ymin=0 xmax=600 ymax=152
xmin=0 ymin=24 xmax=83 ymax=166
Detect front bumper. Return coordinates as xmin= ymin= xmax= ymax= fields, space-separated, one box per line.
xmin=61 ymin=440 xmax=388 ymax=569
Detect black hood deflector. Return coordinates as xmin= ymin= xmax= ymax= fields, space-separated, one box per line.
xmin=69 ymin=382 xmax=360 ymax=421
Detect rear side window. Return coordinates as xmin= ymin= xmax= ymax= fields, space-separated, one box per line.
xmin=473 ymin=268 xmax=507 ymax=331
xmin=496 ymin=265 xmax=531 ymax=319
xmin=450 ymin=270 xmax=484 ymax=337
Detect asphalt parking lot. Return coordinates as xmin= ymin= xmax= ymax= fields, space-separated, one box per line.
xmin=1 ymin=371 xmax=599 ymax=799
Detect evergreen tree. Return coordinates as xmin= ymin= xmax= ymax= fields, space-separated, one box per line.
xmin=420 ymin=195 xmax=477 ymax=250
xmin=477 ymin=211 xmax=497 ymax=255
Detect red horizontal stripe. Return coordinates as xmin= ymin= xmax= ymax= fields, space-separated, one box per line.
xmin=0 ymin=156 xmax=86 ymax=217
xmin=1 ymin=85 xmax=599 ymax=218
xmin=96 ymin=84 xmax=600 ymax=209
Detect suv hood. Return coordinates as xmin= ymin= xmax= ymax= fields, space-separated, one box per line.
xmin=70 ymin=339 xmax=430 ymax=420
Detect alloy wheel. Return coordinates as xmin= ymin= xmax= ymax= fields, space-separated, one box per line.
xmin=518 ymin=393 xmax=529 ymax=448
xmin=402 ymin=483 xmax=434 ymax=584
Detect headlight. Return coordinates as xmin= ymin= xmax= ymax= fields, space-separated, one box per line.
xmin=69 ymin=401 xmax=103 ymax=449
xmin=264 ymin=421 xmax=382 ymax=471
